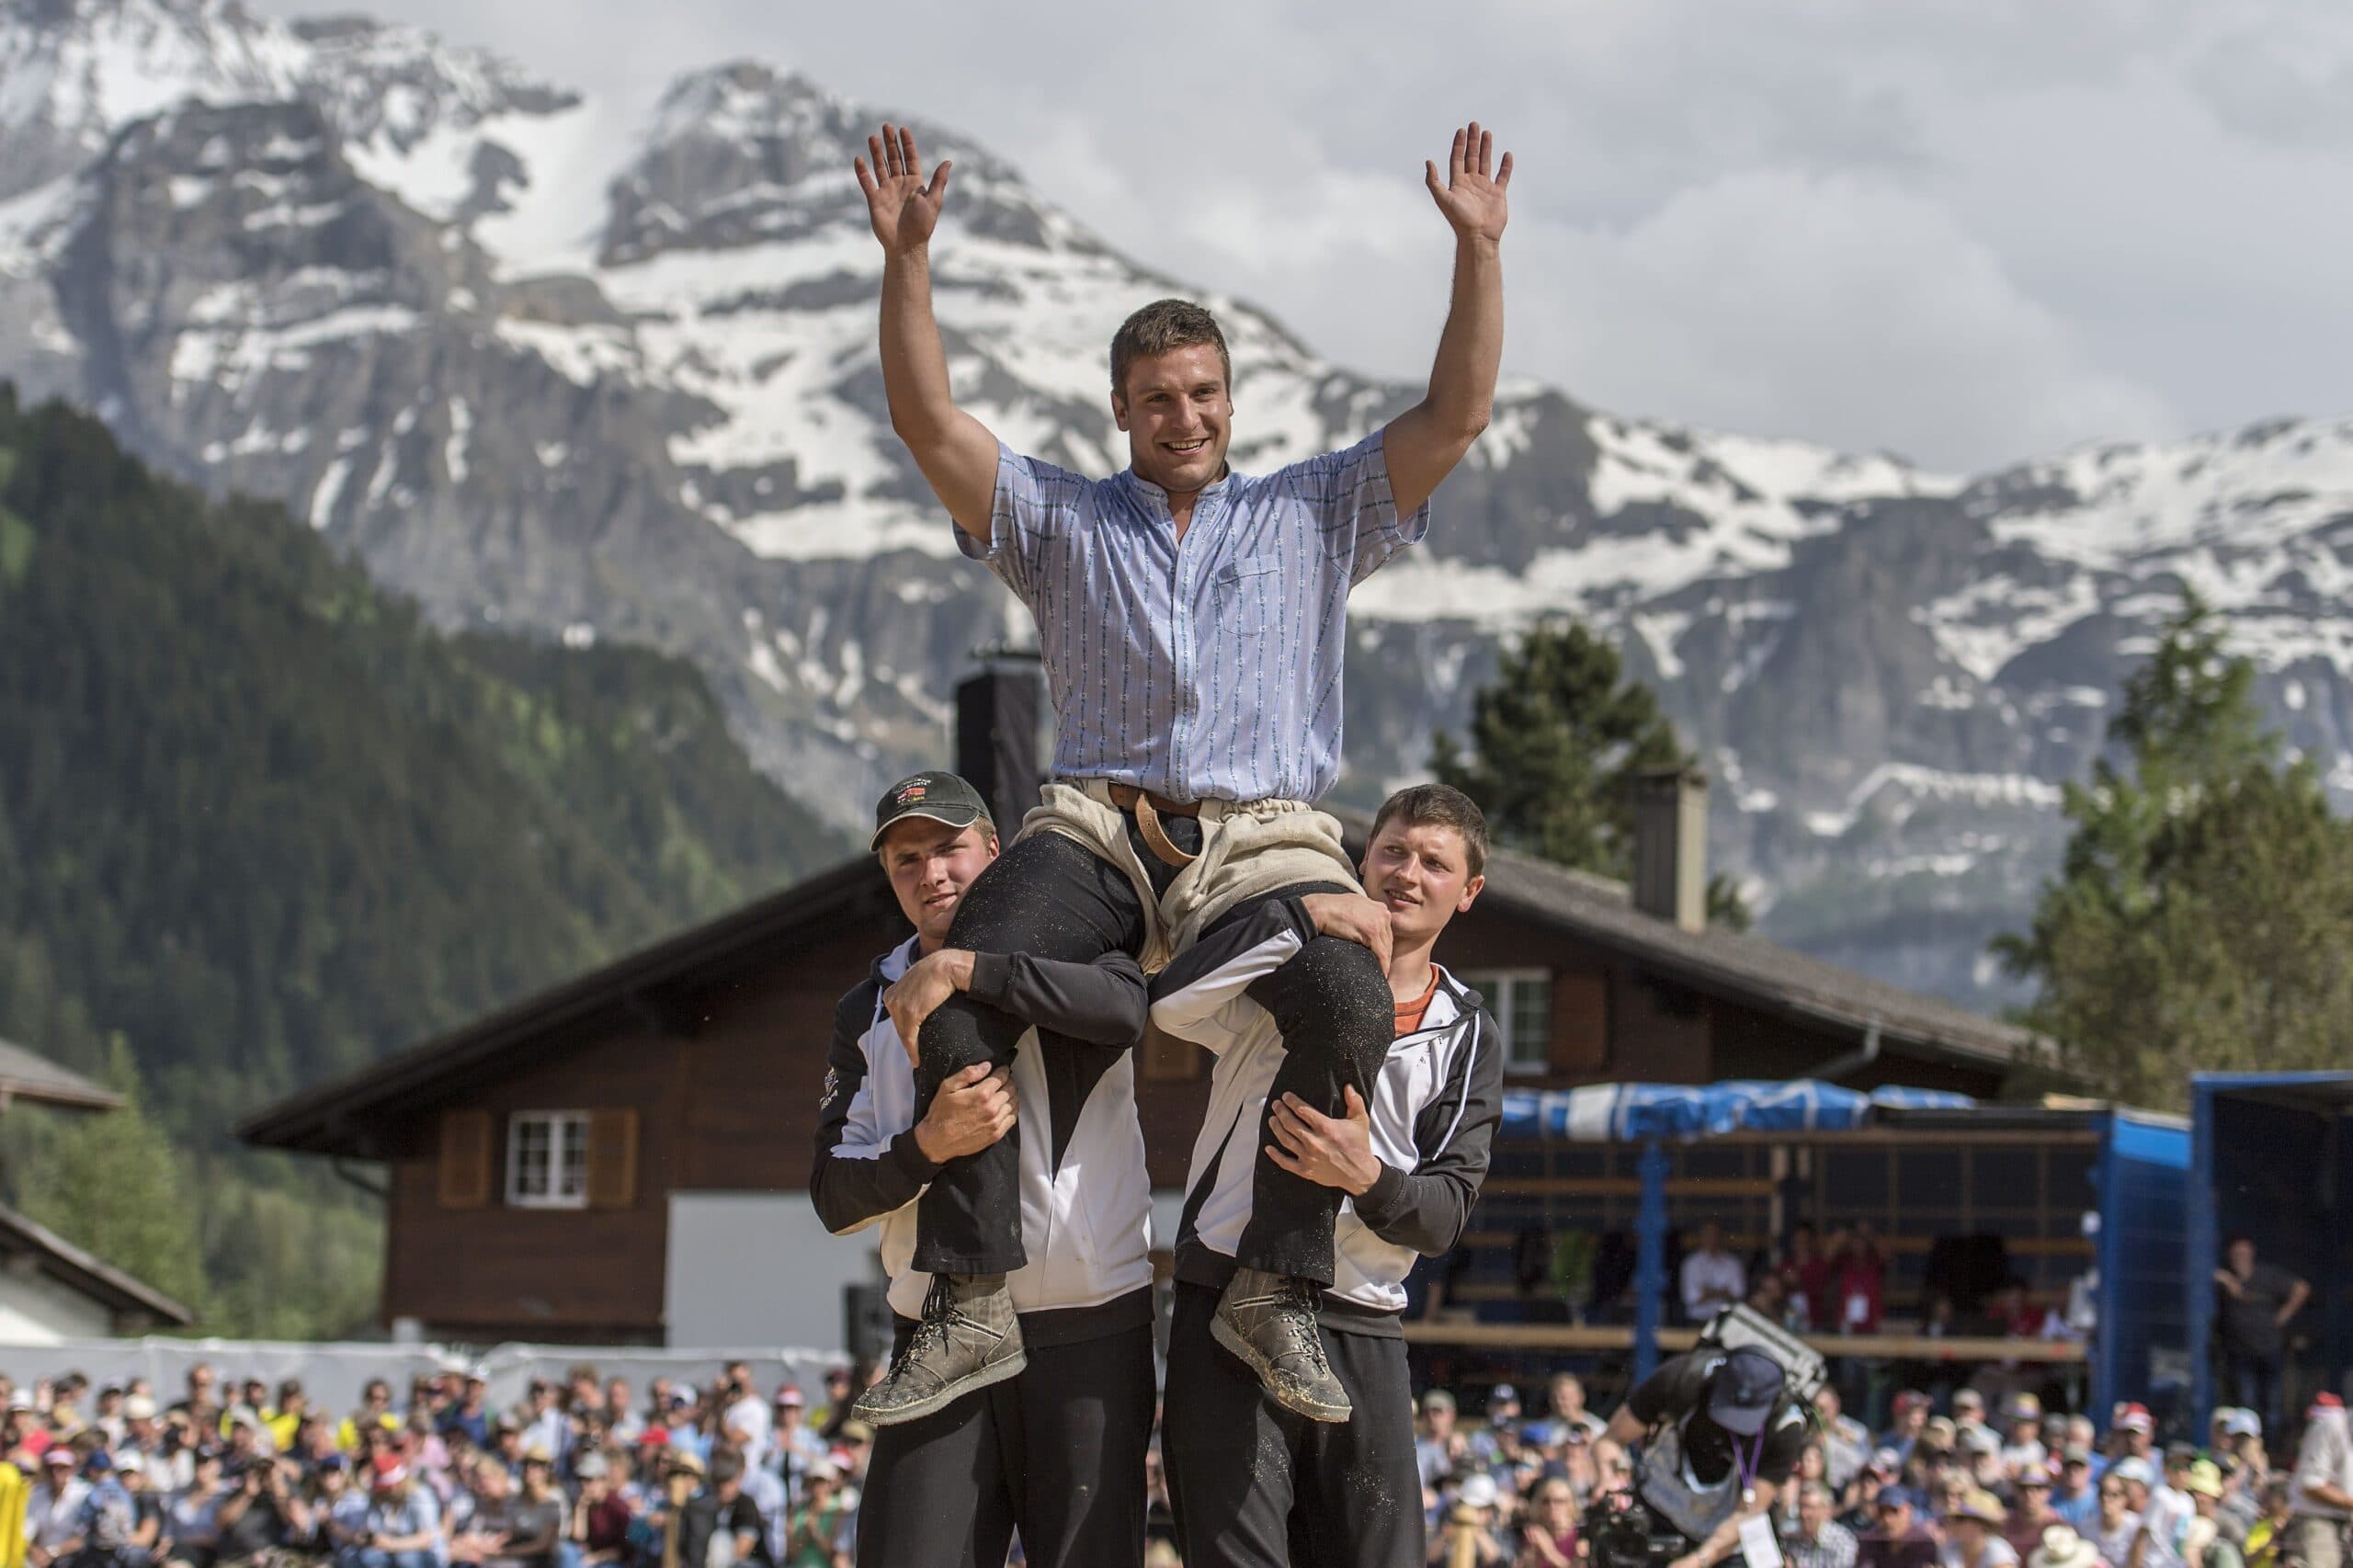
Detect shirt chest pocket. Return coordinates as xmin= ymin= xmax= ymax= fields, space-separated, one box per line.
xmin=1208 ymin=553 xmax=1281 ymax=642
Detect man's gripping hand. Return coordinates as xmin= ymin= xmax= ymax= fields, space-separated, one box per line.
xmin=1300 ymin=891 xmax=1394 ymax=971
xmin=883 ymin=948 xmax=976 ymax=1069
xmin=1267 ymin=1085 xmax=1383 ymax=1196
xmin=1426 ymin=121 xmax=1512 ymax=245
xmin=914 ymin=1063 xmax=1017 ymax=1163
xmin=854 ymin=123 xmax=952 ymax=255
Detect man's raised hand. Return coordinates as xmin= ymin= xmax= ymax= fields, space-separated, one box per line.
xmin=1426 ymin=121 xmax=1512 ymax=245
xmin=854 ymin=123 xmax=952 ymax=254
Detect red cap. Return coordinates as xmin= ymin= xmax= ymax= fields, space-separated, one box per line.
xmin=2313 ymin=1394 xmax=2345 ymax=1414
xmin=637 ymin=1427 xmax=671 ymax=1449
xmin=370 ymin=1454 xmax=407 ymax=1490
xmin=2118 ymin=1404 xmax=2154 ymax=1433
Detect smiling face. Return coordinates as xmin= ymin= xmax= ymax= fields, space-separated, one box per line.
xmin=1113 ymin=343 xmax=1233 ymax=495
xmin=878 ymin=820 xmax=999 ymax=946
xmin=1359 ymin=819 xmax=1484 ymax=951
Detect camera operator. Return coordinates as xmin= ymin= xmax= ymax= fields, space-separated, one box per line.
xmin=1603 ymin=1347 xmax=1812 ymax=1568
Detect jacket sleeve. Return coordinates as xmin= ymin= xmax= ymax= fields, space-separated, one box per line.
xmin=1146 ymin=895 xmax=1315 ymax=1051
xmin=1351 ymin=1005 xmax=1504 ymax=1256
xmin=966 ymin=949 xmax=1148 ymax=1047
xmin=809 ymin=981 xmax=940 ymax=1235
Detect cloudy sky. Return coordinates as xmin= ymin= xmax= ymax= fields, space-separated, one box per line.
xmin=255 ymin=0 xmax=2353 ymax=473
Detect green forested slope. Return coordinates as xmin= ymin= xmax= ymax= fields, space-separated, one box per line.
xmin=0 ymin=388 xmax=848 ymax=1334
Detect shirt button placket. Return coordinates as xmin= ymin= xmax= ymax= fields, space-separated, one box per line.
xmin=1169 ymin=518 xmax=1193 ymax=794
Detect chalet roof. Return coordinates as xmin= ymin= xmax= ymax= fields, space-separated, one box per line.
xmin=240 ymin=829 xmax=2035 ymax=1157
xmin=1458 ymin=835 xmax=2038 ymax=1070
xmin=237 ymin=856 xmax=900 ymax=1155
xmin=0 ymin=1199 xmax=196 ymax=1325
xmin=0 ymin=1036 xmax=124 ymax=1112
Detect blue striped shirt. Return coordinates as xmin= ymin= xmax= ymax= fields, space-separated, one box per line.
xmin=958 ymin=429 xmax=1429 ymax=803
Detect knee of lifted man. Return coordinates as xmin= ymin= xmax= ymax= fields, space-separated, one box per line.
xmin=915 ymin=988 xmax=1004 ymax=1065
xmin=1288 ymin=934 xmax=1394 ymax=1036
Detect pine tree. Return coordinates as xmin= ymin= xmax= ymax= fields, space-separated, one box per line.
xmin=1433 ymin=618 xmax=1751 ymax=928
xmin=1993 ymin=594 xmax=2353 ymax=1108
xmin=15 ymin=1039 xmax=210 ymax=1317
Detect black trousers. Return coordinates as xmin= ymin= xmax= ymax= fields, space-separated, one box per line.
xmin=909 ymin=824 xmax=1393 ymax=1285
xmin=1163 ymin=1281 xmax=1425 ymax=1568
xmin=856 ymin=1314 xmax=1156 ymax=1568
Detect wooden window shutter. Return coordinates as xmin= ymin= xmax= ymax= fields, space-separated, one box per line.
xmin=585 ymin=1109 xmax=640 ymax=1209
xmin=438 ymin=1109 xmax=493 ymax=1209
xmin=1552 ymin=969 xmax=1610 ymax=1072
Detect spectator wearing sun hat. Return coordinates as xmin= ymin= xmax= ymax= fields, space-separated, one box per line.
xmin=2027 ymin=1524 xmax=2100 ymax=1568
xmin=28 ymin=1446 xmax=92 ymax=1566
xmin=766 ymin=1387 xmax=824 ymax=1511
xmin=1942 ymin=1491 xmax=2019 ymax=1568
xmin=359 ymin=1451 xmax=445 ymax=1568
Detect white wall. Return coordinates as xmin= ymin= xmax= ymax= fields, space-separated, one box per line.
xmin=665 ymin=1193 xmax=881 ymax=1352
xmin=666 ymin=1190 xmax=1194 ymax=1351
xmin=0 ymin=1269 xmax=116 ymax=1345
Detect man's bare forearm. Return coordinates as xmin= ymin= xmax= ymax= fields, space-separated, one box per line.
xmin=880 ymin=246 xmax=956 ymax=440
xmin=1386 ymin=232 xmax=1503 ymax=515
xmin=876 ymin=244 xmax=998 ymax=533
xmin=1423 ymin=233 xmax=1503 ymax=439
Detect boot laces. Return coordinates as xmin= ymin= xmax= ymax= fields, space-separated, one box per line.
xmin=892 ymin=1273 xmax=962 ymax=1371
xmin=1285 ymin=1279 xmax=1332 ymax=1369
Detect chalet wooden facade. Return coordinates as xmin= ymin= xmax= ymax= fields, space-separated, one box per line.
xmin=240 ymin=782 xmax=2034 ymax=1347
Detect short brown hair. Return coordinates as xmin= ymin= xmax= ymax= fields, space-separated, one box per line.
xmin=1109 ymin=299 xmax=1231 ymax=400
xmin=1369 ymin=783 xmax=1489 ymax=878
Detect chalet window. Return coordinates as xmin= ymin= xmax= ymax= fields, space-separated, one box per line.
xmin=1461 ymin=970 xmax=1552 ymax=1074
xmin=506 ymin=1111 xmax=591 ymax=1209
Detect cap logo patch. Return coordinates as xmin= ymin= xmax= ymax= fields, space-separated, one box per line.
xmin=895 ymin=781 xmax=927 ymax=805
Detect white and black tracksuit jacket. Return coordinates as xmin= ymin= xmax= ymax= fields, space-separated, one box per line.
xmin=1150 ymin=895 xmax=1504 ymax=1330
xmin=811 ymin=937 xmax=1155 ymax=1337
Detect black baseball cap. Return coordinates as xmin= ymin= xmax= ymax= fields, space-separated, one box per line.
xmin=870 ymin=771 xmax=990 ymax=851
xmin=1707 ymin=1347 xmax=1787 ymax=1436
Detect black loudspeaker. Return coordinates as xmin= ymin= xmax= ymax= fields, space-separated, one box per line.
xmin=844 ymin=1282 xmax=894 ymax=1367
xmin=955 ymin=653 xmax=1045 ymax=835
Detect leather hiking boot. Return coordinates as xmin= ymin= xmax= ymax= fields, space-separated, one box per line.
xmin=852 ymin=1272 xmax=1026 ymax=1426
xmin=1211 ymin=1267 xmax=1351 ymax=1423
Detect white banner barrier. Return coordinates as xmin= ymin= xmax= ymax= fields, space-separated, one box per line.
xmin=0 ymin=1338 xmax=849 ymax=1418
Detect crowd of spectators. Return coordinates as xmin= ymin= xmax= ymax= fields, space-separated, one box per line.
xmin=6 ymin=1358 xmax=885 ymax=1568
xmin=1406 ymin=1372 xmax=2298 ymax=1568
xmin=2 ymin=1348 xmax=2329 ymax=1568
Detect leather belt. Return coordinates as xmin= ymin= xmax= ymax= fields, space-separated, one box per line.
xmin=1107 ymin=784 xmax=1200 ymax=869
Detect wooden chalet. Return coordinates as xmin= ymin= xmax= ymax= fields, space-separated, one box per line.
xmin=240 ymin=759 xmax=2033 ymax=1347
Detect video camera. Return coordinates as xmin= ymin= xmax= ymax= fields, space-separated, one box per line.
xmin=1583 ymin=1487 xmax=1689 ymax=1568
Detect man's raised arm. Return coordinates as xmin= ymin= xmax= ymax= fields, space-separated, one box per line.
xmin=1383 ymin=122 xmax=1512 ymax=519
xmin=855 ymin=124 xmax=999 ymax=539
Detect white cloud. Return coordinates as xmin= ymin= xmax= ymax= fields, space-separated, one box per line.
xmin=1517 ymin=170 xmax=2177 ymax=467
xmin=244 ymin=0 xmax=2353 ymax=472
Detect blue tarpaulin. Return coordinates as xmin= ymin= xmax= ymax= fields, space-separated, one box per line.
xmin=1495 ymin=1079 xmax=1976 ymax=1381
xmin=1501 ymin=1079 xmax=1975 ymax=1142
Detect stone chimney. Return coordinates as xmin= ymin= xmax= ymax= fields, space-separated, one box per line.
xmin=955 ymin=650 xmax=1046 ymax=835
xmin=1631 ymin=767 xmax=1709 ymax=933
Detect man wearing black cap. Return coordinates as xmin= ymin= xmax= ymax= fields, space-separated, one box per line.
xmin=812 ymin=770 xmax=1156 ymax=1568
xmin=1607 ymin=1347 xmax=1813 ymax=1568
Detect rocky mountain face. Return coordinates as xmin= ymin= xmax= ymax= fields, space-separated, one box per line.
xmin=6 ymin=0 xmax=2353 ymax=1010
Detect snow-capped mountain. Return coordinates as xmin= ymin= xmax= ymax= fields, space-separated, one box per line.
xmin=7 ymin=0 xmax=2353 ymax=1009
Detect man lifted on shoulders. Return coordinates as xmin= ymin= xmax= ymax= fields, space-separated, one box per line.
xmin=851 ymin=119 xmax=1511 ymax=1428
